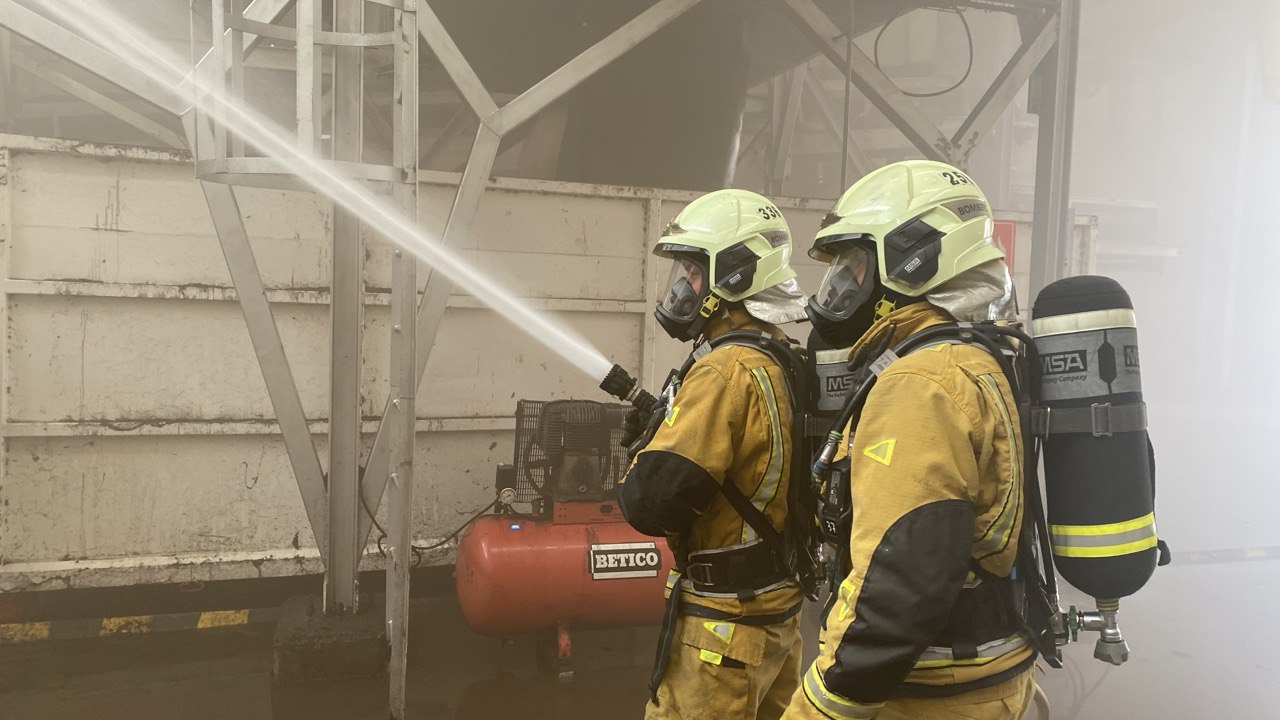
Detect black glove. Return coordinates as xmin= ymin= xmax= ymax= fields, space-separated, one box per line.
xmin=620 ymin=407 xmax=645 ymax=449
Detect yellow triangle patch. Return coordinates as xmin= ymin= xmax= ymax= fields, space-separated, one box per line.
xmin=863 ymin=439 xmax=896 ymax=466
xmin=664 ymin=405 xmax=680 ymax=427
xmin=703 ymin=621 xmax=734 ymax=644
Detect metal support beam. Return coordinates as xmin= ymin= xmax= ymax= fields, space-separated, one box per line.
xmin=179 ymin=0 xmax=294 ymax=99
xmin=357 ymin=124 xmax=500 ymax=547
xmin=358 ymin=0 xmax=702 ymax=543
xmin=181 ymin=112 xmax=329 ymax=565
xmin=804 ymin=75 xmax=872 ymax=180
xmin=10 ymin=52 xmax=185 ymax=149
xmin=386 ymin=6 xmax=418 ymax=716
xmin=211 ymin=0 xmax=228 ymax=155
xmin=951 ymin=9 xmax=1060 ymax=164
xmin=0 ymin=1 xmax=183 ymax=114
xmin=295 ymin=0 xmax=319 ymax=152
xmin=325 ymin=0 xmax=366 ymax=615
xmin=769 ymin=66 xmax=807 ymax=195
xmin=0 ymin=30 xmax=14 ymax=131
xmin=491 ymin=0 xmax=701 ymax=135
xmin=775 ymin=0 xmax=952 ymax=163
xmin=415 ymin=2 xmax=496 ymax=119
xmin=1029 ymin=0 xmax=1081 ymax=299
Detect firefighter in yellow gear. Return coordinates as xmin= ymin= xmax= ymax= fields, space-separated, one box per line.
xmin=784 ymin=161 xmax=1039 ymax=720
xmin=618 ymin=189 xmax=811 ymax=720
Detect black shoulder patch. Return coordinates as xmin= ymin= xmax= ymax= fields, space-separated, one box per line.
xmin=823 ymin=499 xmax=975 ymax=703
xmin=620 ymin=450 xmax=721 ymax=537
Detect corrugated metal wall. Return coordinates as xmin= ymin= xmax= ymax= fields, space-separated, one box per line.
xmin=0 ymin=136 xmax=1091 ymax=591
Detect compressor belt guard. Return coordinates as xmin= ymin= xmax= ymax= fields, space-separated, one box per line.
xmin=1032 ymin=275 xmax=1167 ymax=665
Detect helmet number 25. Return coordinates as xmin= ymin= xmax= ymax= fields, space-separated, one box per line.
xmin=757 ymin=205 xmax=781 ymax=220
xmin=941 ymin=171 xmax=972 ymax=186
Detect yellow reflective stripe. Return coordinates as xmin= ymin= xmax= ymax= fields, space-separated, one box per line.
xmin=744 ymin=366 xmax=785 ymax=543
xmin=699 ymin=649 xmax=725 ymax=665
xmin=914 ymin=634 xmax=1028 ymax=669
xmin=802 ymin=663 xmax=883 ymax=720
xmin=914 ymin=655 xmax=1000 ymax=669
xmin=197 ymin=610 xmax=248 ymax=629
xmin=1053 ymin=535 xmax=1159 ymax=558
xmin=1051 ymin=513 xmax=1158 ymax=558
xmin=973 ymin=374 xmax=1020 ymax=558
xmin=835 ymin=578 xmax=858 ymax=622
xmin=1052 ymin=512 xmax=1155 ymax=536
xmin=100 ymin=615 xmax=151 ymax=636
xmin=0 ymin=622 xmax=51 ymax=643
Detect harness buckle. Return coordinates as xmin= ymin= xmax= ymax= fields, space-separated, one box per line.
xmin=684 ymin=562 xmax=715 ymax=586
xmin=1090 ymin=403 xmax=1113 ymax=437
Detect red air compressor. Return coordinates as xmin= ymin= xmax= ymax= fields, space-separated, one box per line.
xmin=455 ymin=400 xmax=675 ymax=675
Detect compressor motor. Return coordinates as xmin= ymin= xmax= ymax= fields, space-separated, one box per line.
xmin=455 ymin=399 xmax=674 ymax=640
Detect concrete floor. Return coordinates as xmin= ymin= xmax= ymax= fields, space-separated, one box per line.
xmin=0 ymin=560 xmax=1276 ymax=719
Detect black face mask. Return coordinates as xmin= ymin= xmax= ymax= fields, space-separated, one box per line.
xmin=806 ymin=270 xmax=919 ymax=348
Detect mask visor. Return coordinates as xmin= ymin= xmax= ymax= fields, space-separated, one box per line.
xmin=659 ymin=257 xmax=707 ymax=324
xmin=814 ymin=245 xmax=875 ymax=321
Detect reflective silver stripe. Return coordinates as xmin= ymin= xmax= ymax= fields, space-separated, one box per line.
xmin=1051 ymin=513 xmax=1158 ymax=558
xmin=802 ymin=663 xmax=883 ymax=720
xmin=1032 ymin=308 xmax=1137 ymax=337
xmin=972 ymin=374 xmax=1021 ymax=558
xmin=915 ymin=634 xmax=1029 ymax=667
xmin=744 ymin=366 xmax=785 ymax=543
xmin=676 ymin=577 xmax=795 ymax=599
xmin=1052 ymin=525 xmax=1155 ymax=548
xmin=815 ymin=348 xmax=850 ymax=363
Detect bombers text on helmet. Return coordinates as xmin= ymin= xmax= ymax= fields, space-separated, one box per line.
xmin=653 ymin=189 xmax=798 ymax=342
xmin=807 ymin=161 xmax=1004 ymax=337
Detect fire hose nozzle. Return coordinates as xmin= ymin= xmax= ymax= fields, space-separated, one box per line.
xmin=600 ymin=364 xmax=659 ymax=413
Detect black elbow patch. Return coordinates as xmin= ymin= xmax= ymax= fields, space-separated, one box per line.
xmin=620 ymin=451 xmax=721 ymax=537
xmin=825 ymin=499 xmax=975 ymax=703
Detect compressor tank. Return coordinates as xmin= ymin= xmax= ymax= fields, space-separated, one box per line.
xmin=1032 ymin=275 xmax=1158 ymax=600
xmin=455 ymin=507 xmax=676 ymax=636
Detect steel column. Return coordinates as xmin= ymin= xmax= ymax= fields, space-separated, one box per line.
xmin=325 ymin=0 xmax=366 ymax=615
xmin=295 ymin=0 xmax=319 ymax=151
xmin=357 ymin=124 xmax=499 ymax=546
xmin=775 ymin=0 xmax=952 ymax=163
xmin=951 ymin=9 xmax=1061 ymax=165
xmin=1029 ymin=0 xmax=1080 ymax=299
xmin=0 ymin=30 xmax=13 ymax=131
xmin=386 ymin=3 xmax=418 ymax=715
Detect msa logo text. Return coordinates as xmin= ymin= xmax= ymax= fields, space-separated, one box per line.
xmin=1041 ymin=350 xmax=1087 ymax=375
xmin=825 ymin=374 xmax=855 ymax=394
xmin=1123 ymin=345 xmax=1140 ymax=368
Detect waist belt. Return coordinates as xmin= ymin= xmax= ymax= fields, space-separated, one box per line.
xmin=931 ymin=573 xmax=1023 ymax=660
xmin=681 ymin=538 xmax=793 ymax=599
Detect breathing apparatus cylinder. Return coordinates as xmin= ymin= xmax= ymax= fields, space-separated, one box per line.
xmin=1032 ymin=276 xmax=1158 ymax=664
